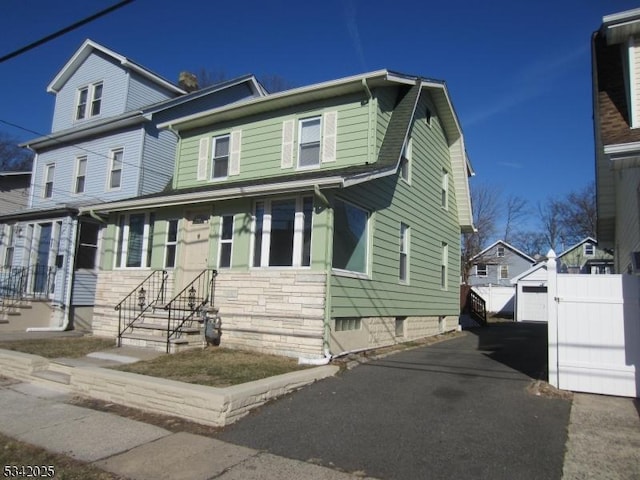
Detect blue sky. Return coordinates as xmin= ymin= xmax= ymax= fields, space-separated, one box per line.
xmin=0 ymin=0 xmax=638 ymax=229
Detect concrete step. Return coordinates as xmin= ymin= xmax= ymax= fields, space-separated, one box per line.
xmin=32 ymin=369 xmax=71 ymax=385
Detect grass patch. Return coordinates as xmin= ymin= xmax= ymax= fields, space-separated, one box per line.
xmin=0 ymin=337 xmax=114 ymax=359
xmin=113 ymin=347 xmax=310 ymax=387
xmin=0 ymin=432 xmax=124 ymax=479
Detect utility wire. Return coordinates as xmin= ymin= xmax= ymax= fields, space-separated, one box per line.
xmin=0 ymin=0 xmax=135 ymax=64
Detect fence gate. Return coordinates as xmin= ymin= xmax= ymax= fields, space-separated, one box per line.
xmin=547 ymin=251 xmax=640 ymax=397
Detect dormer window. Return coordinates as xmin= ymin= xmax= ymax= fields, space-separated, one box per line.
xmin=76 ymin=82 xmax=103 ymax=120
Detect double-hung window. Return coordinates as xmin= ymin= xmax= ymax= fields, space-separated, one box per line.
xmin=332 ymin=199 xmax=369 ymax=274
xmin=401 ymin=138 xmax=412 ymax=183
xmin=212 ymin=135 xmax=230 ymax=179
xmin=476 ymin=263 xmax=487 ymax=277
xmin=75 ymin=156 xmax=87 ymax=194
xmin=497 ymin=246 xmax=505 ymax=257
xmin=218 ymin=215 xmax=234 ymax=268
xmin=3 ymin=225 xmax=15 ymax=268
xmin=109 ymin=148 xmax=123 ymax=189
xmin=164 ymin=220 xmax=178 ymax=268
xmin=441 ymin=242 xmax=448 ymax=289
xmin=441 ymin=169 xmax=449 ymax=209
xmin=499 ymin=265 xmax=509 ymax=280
xmin=584 ymin=243 xmax=595 ymax=256
xmin=399 ymin=223 xmax=409 ymax=283
xmin=252 ymin=197 xmax=313 ymax=267
xmin=115 ymin=213 xmax=154 ymax=268
xmin=44 ymin=164 xmax=55 ymax=198
xmin=298 ymin=117 xmax=321 ymax=168
xmin=76 ymin=82 xmax=103 ymax=120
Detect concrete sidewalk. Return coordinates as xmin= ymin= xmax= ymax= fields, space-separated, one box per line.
xmin=0 ymin=379 xmax=377 ymax=480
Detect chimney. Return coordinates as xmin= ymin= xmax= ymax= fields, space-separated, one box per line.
xmin=178 ymin=71 xmax=199 ymax=93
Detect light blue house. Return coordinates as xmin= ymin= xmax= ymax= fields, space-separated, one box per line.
xmin=0 ymin=39 xmax=265 ymax=331
xmin=468 ymin=240 xmax=535 ymax=287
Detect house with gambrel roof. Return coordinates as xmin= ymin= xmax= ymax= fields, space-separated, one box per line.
xmin=83 ymin=70 xmax=475 ymax=359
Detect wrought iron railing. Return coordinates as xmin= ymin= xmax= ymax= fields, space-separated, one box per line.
xmin=0 ymin=265 xmax=56 ymax=303
xmin=468 ymin=288 xmax=487 ymax=326
xmin=164 ymin=269 xmax=217 ymax=353
xmin=114 ymin=270 xmax=168 ymax=346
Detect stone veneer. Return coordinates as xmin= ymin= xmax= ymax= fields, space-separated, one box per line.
xmin=93 ymin=269 xmax=327 ymax=358
xmin=330 ymin=315 xmax=454 ymax=355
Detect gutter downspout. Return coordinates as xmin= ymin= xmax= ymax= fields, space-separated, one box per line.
xmin=27 ymin=216 xmax=78 ymax=332
xmin=298 ymin=185 xmax=334 ymax=366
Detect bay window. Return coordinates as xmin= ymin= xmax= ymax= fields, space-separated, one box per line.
xmin=332 ymin=199 xmax=368 ymax=274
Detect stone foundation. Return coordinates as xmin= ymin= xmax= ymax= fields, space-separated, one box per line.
xmin=330 ymin=315 xmax=455 ymax=355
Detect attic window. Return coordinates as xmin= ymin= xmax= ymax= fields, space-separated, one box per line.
xmin=584 ymin=243 xmax=595 ymax=256
xmin=497 ymin=246 xmax=505 ymax=257
xmin=76 ymin=82 xmax=103 ymax=120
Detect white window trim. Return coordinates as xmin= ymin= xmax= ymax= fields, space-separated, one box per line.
xmin=583 ymin=243 xmax=595 ymax=256
xmin=75 ymin=81 xmax=103 ymax=121
xmin=441 ymin=242 xmax=448 ymax=290
xmin=499 ymin=265 xmax=509 ymax=280
xmin=211 ymin=134 xmax=230 ymax=181
xmin=43 ymin=163 xmax=55 ymax=198
xmin=73 ymin=155 xmax=87 ymax=195
xmin=114 ymin=212 xmax=153 ymax=269
xmin=251 ymin=196 xmax=313 ymax=269
xmin=218 ymin=215 xmax=234 ymax=268
xmin=401 ymin=137 xmax=412 ymax=184
xmin=399 ymin=223 xmax=409 ymax=283
xmin=497 ymin=246 xmax=505 ymax=257
xmin=441 ymin=169 xmax=449 ymax=210
xmin=297 ymin=116 xmax=322 ymax=170
xmin=163 ymin=219 xmax=179 ymax=269
xmin=476 ymin=264 xmax=487 ymax=277
xmin=107 ymin=148 xmax=124 ymax=191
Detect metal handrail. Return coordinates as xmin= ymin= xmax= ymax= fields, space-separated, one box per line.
xmin=0 ymin=265 xmax=55 ymax=303
xmin=115 ymin=270 xmax=168 ymax=346
xmin=164 ymin=269 xmax=217 ymax=353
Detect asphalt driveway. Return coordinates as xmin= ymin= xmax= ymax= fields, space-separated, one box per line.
xmin=217 ymin=322 xmax=571 ymax=480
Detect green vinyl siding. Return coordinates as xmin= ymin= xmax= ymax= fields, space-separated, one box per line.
xmin=330 ymin=91 xmax=460 ymax=318
xmin=174 ymin=93 xmax=373 ymax=189
xmin=376 ymin=87 xmax=398 ymax=154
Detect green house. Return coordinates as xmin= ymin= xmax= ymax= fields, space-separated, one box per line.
xmin=84 ymin=70 xmax=475 ymax=358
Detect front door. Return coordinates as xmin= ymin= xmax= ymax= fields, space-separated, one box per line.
xmin=34 ymin=223 xmax=52 ymax=294
xmin=175 ymin=209 xmax=211 ymax=294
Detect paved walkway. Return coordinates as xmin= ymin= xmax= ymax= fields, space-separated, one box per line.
xmin=0 ymin=324 xmax=639 ymax=479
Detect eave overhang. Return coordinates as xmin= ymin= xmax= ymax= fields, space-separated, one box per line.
xmin=603 ymin=8 xmax=640 ymax=45
xmin=20 ymin=111 xmax=145 ymax=150
xmin=0 ymin=206 xmax=78 ymax=223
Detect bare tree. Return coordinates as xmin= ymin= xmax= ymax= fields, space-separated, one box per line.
xmin=461 ymin=182 xmax=501 ymax=284
xmin=258 ymin=74 xmax=295 ymax=93
xmin=0 ymin=132 xmax=33 ymax=171
xmin=510 ymin=230 xmax=547 ymax=259
xmin=559 ymin=182 xmax=596 ymax=241
xmin=503 ymin=195 xmax=529 ymax=244
xmin=195 ymin=68 xmax=229 ymax=89
xmin=537 ymin=198 xmax=565 ymax=252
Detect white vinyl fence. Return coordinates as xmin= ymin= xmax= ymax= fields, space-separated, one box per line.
xmin=547 ymin=251 xmax=640 ymax=398
xmin=471 ymin=285 xmax=515 ymax=316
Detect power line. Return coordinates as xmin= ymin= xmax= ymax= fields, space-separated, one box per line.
xmin=0 ymin=0 xmax=135 ymax=63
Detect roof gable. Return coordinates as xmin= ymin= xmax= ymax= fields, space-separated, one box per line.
xmin=557 ymin=237 xmax=598 ymax=258
xmin=471 ymin=240 xmax=535 ymax=263
xmin=47 ymin=39 xmax=184 ymax=95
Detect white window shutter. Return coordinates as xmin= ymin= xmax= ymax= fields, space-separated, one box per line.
xmin=229 ymin=130 xmax=241 ymax=176
xmin=281 ymin=119 xmax=294 ymax=169
xmin=197 ymin=137 xmax=209 ymax=180
xmin=322 ymin=111 xmax=337 ymax=163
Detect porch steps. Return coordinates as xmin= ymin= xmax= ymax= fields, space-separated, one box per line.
xmin=120 ymin=313 xmax=203 ymax=353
